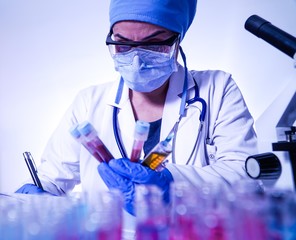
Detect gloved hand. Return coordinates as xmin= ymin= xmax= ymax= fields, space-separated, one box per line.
xmin=97 ymin=158 xmax=174 ymax=215
xmin=15 ymin=183 xmax=47 ymax=194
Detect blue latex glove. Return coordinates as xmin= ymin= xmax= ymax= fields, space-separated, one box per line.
xmin=15 ymin=183 xmax=47 ymax=194
xmin=98 ymin=158 xmax=174 ymax=215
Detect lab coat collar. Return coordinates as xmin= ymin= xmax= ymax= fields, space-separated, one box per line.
xmin=107 ymin=76 xmax=130 ymax=109
xmin=106 ymin=77 xmax=135 ymax=156
xmin=167 ymin=63 xmax=196 ymax=98
xmin=161 ymin=63 xmax=196 ymax=139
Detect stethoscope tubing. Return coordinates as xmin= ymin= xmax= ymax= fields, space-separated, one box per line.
xmin=113 ymin=106 xmax=128 ymax=158
xmin=112 ymin=79 xmax=207 ymax=163
xmin=113 ymin=77 xmax=128 ymax=158
xmin=112 ymin=46 xmax=207 ymax=163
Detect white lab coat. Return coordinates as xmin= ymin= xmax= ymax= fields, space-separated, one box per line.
xmin=36 ymin=64 xmax=258 ymax=199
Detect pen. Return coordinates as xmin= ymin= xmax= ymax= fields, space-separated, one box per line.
xmin=23 ymin=152 xmax=44 ymax=190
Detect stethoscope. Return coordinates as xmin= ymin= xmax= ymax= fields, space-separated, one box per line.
xmin=112 ymin=46 xmax=207 ymax=165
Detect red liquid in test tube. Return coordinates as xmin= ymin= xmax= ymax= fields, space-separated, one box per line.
xmin=130 ymin=121 xmax=150 ymax=162
xmin=69 ymin=124 xmax=103 ymax=162
xmin=77 ymin=121 xmax=114 ymax=163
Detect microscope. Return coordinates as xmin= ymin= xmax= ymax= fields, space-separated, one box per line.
xmin=244 ymin=15 xmax=296 ymax=189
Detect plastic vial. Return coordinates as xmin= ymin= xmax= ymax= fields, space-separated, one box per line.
xmin=69 ymin=124 xmax=103 ymax=162
xmin=142 ymin=133 xmax=173 ymax=171
xmin=135 ymin=185 xmax=169 ymax=240
xmin=232 ymin=180 xmax=268 ymax=240
xmin=77 ymin=121 xmax=114 ymax=163
xmin=85 ymin=189 xmax=123 ymax=240
xmin=169 ymin=182 xmax=202 ymax=240
xmin=130 ymin=121 xmax=150 ymax=162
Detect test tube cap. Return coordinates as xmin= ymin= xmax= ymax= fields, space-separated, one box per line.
xmin=134 ymin=121 xmax=150 ymax=140
xmin=78 ymin=121 xmax=95 ymax=136
xmin=69 ymin=124 xmax=81 ymax=139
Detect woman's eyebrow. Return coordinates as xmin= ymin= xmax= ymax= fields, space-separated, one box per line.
xmin=114 ymin=33 xmax=130 ymax=41
xmin=114 ymin=30 xmax=168 ymax=41
xmin=142 ymin=30 xmax=167 ymax=40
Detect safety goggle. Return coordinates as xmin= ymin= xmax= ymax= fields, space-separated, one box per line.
xmin=106 ymin=31 xmax=180 ymax=56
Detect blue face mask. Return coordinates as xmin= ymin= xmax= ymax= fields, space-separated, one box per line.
xmin=112 ymin=48 xmax=178 ymax=92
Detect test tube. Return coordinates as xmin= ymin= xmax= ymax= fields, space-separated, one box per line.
xmin=69 ymin=124 xmax=103 ymax=162
xmin=130 ymin=121 xmax=150 ymax=163
xmin=77 ymin=121 xmax=114 ymax=163
xmin=86 ymin=189 xmax=123 ymax=240
xmin=232 ymin=180 xmax=268 ymax=240
xmin=135 ymin=185 xmax=170 ymax=240
xmin=141 ymin=132 xmax=174 ymax=171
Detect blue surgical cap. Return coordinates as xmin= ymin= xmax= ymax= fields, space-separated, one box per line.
xmin=109 ymin=0 xmax=198 ymax=41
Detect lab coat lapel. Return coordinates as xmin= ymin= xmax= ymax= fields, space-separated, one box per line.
xmin=107 ymin=80 xmax=136 ymax=157
xmin=161 ymin=64 xmax=196 ymax=139
xmin=162 ymin=65 xmax=202 ymax=166
xmin=117 ymin=101 xmax=136 ymax=157
xmin=173 ymin=100 xmax=202 ymax=166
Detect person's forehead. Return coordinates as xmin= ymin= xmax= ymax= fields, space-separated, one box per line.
xmin=112 ymin=20 xmax=172 ymax=34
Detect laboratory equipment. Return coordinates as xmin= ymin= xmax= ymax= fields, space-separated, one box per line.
xmin=272 ymin=94 xmax=296 ymax=188
xmin=245 ymin=15 xmax=296 ymax=61
xmin=130 ymin=121 xmax=150 ymax=162
xmin=69 ymin=124 xmax=103 ymax=162
xmin=5 ymin=180 xmax=296 ymax=239
xmin=70 ymin=121 xmax=114 ymax=163
xmin=272 ymin=93 xmax=296 ymax=189
xmin=135 ymin=185 xmax=169 ymax=240
xmin=141 ymin=131 xmax=174 ymax=171
xmin=1 ymin=190 xmax=123 ymax=239
xmin=246 ymin=152 xmax=282 ymax=180
xmin=169 ymin=182 xmax=202 ymax=239
xmin=87 ymin=189 xmax=123 ymax=240
xmin=245 ymin=15 xmax=296 ymax=189
xmin=77 ymin=121 xmax=114 ymax=162
xmin=232 ymin=180 xmax=269 ymax=240
xmin=273 ymin=139 xmax=296 ymax=189
xmin=255 ymin=90 xmax=296 ymax=188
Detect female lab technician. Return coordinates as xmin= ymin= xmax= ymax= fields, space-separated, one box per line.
xmin=16 ymin=0 xmax=258 ymax=215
